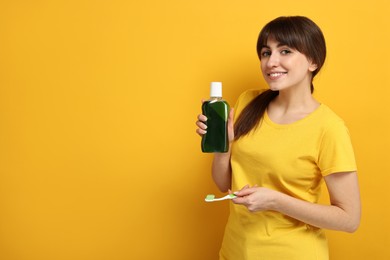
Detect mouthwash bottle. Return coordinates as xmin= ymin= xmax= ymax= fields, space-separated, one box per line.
xmin=201 ymin=82 xmax=230 ymax=153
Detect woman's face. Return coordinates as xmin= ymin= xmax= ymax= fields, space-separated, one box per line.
xmin=260 ymin=38 xmax=317 ymax=92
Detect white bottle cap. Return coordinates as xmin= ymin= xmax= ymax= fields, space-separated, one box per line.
xmin=210 ymin=82 xmax=222 ymax=97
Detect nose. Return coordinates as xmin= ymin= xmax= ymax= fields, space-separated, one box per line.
xmin=266 ymin=53 xmax=279 ymax=68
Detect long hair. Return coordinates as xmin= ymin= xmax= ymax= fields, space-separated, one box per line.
xmin=234 ymin=16 xmax=327 ymax=140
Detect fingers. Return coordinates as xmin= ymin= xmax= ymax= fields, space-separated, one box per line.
xmin=240 ymin=184 xmax=250 ymax=190
xmin=232 ymin=185 xmax=256 ymax=206
xmin=228 ymin=107 xmax=235 ymax=121
xmin=233 ymin=184 xmax=258 ymax=197
xmin=196 ymin=114 xmax=208 ymax=136
xmin=236 ymin=187 xmax=257 ymax=197
xmin=198 ymin=114 xmax=207 ymax=122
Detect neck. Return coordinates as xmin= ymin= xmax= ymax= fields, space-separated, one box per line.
xmin=272 ymin=85 xmax=318 ymax=113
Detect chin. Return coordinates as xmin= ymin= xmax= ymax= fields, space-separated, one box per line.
xmin=268 ymin=85 xmax=281 ymax=91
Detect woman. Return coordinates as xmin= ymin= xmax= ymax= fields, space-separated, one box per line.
xmin=196 ymin=16 xmax=361 ymax=260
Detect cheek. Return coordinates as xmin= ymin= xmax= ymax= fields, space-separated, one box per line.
xmin=297 ymin=58 xmax=312 ymax=71
xmin=290 ymin=60 xmax=311 ymax=76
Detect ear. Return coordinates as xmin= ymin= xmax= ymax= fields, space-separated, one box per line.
xmin=309 ymin=61 xmax=318 ymax=72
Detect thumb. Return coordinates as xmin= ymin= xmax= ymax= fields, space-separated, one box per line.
xmin=228 ymin=108 xmax=235 ymax=123
xmin=228 ymin=108 xmax=235 ymax=142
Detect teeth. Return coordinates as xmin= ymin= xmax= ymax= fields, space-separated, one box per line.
xmin=269 ymin=72 xmax=286 ymax=77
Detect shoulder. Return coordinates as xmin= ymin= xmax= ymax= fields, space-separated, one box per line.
xmin=315 ymin=104 xmax=352 ymax=141
xmin=234 ymin=89 xmax=266 ymax=111
xmin=315 ymin=105 xmax=356 ymax=175
xmin=236 ymin=89 xmax=263 ymax=102
xmin=317 ymin=104 xmax=347 ymax=128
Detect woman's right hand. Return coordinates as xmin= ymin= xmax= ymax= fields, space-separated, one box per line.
xmin=195 ymin=107 xmax=235 ymax=143
xmin=227 ymin=108 xmax=235 ymax=143
xmin=195 ymin=114 xmax=208 ymax=136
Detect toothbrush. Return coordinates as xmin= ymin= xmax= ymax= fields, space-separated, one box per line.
xmin=205 ymin=194 xmax=237 ymax=202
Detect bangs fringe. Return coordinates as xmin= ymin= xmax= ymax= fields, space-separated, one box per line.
xmin=257 ymin=16 xmax=313 ymax=58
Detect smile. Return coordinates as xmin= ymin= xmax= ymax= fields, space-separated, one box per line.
xmin=268 ymin=72 xmax=287 ymax=77
xmin=267 ymin=72 xmax=287 ymax=80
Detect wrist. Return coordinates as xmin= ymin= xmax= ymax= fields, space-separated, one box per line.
xmin=268 ymin=189 xmax=282 ymax=212
xmin=214 ymin=148 xmax=231 ymax=157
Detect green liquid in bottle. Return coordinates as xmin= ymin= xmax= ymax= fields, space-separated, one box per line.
xmin=201 ymin=99 xmax=229 ymax=153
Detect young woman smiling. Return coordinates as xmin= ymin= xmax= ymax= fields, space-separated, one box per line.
xmin=196 ymin=16 xmax=361 ymax=260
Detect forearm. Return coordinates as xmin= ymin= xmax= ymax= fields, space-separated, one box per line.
xmin=234 ymin=172 xmax=361 ymax=232
xmin=211 ymin=150 xmax=232 ymax=192
xmin=272 ymin=192 xmax=360 ymax=232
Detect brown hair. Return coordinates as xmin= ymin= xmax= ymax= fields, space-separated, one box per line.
xmin=234 ymin=16 xmax=327 ymax=140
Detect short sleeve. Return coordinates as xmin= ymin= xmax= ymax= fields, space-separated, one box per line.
xmin=318 ymin=121 xmax=357 ymax=176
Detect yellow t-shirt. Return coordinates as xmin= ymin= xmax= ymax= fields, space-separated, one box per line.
xmin=219 ymin=90 xmax=357 ymax=260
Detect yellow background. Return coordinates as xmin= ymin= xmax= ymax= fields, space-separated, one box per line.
xmin=0 ymin=0 xmax=389 ymax=259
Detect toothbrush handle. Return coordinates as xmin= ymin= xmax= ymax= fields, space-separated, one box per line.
xmin=216 ymin=195 xmax=236 ymax=201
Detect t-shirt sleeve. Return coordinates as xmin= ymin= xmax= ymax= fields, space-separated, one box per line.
xmin=318 ymin=121 xmax=357 ymax=176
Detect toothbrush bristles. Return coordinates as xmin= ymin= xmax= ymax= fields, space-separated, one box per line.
xmin=205 ymin=194 xmax=215 ymax=201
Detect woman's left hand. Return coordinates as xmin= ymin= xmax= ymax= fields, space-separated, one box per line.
xmin=232 ymin=185 xmax=279 ymax=212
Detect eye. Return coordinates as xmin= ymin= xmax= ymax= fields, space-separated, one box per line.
xmin=281 ymin=49 xmax=292 ymax=55
xmin=261 ymin=50 xmax=271 ymax=58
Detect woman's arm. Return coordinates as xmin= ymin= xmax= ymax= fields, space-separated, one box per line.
xmin=233 ymin=171 xmax=361 ymax=232
xmin=211 ymin=151 xmax=232 ymax=192
xmin=196 ymin=108 xmax=235 ymax=192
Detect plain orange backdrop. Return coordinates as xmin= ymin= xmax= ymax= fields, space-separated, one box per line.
xmin=0 ymin=1 xmax=389 ymax=259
